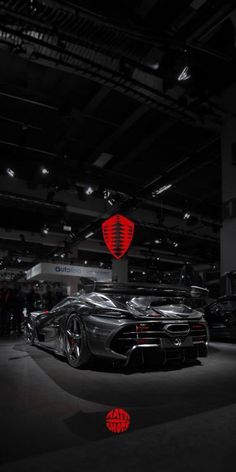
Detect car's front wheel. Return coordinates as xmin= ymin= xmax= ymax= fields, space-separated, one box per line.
xmin=64 ymin=314 xmax=91 ymax=368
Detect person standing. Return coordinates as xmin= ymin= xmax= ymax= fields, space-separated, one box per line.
xmin=0 ymin=283 xmax=13 ymax=336
xmin=12 ymin=288 xmax=24 ymax=334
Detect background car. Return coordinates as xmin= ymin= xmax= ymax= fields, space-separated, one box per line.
xmin=204 ymin=295 xmax=236 ymax=341
xmin=24 ymin=282 xmax=209 ymax=368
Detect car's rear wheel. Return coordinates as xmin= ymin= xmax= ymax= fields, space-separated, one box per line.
xmin=24 ymin=322 xmax=35 ymax=345
xmin=65 ymin=314 xmax=91 ymax=368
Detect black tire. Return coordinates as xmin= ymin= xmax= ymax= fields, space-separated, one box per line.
xmin=198 ymin=343 xmax=208 ymax=358
xmin=24 ymin=321 xmax=35 ymax=346
xmin=64 ymin=314 xmax=91 ymax=368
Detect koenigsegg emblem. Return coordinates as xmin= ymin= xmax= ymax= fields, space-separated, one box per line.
xmin=106 ymin=408 xmax=130 ymax=434
xmin=173 ymin=338 xmax=182 ymax=347
xmin=102 ymin=214 xmax=135 ymax=259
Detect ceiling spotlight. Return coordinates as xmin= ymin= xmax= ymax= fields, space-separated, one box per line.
xmin=84 ymin=260 xmax=88 ymax=265
xmin=147 ymin=62 xmax=159 ymax=71
xmin=41 ymin=166 xmax=49 ymax=175
xmin=178 ymin=66 xmax=191 ymax=81
xmin=16 ymin=258 xmax=22 ymax=263
xmin=103 ymin=189 xmax=111 ymax=200
xmin=173 ymin=242 xmax=179 ymax=248
xmin=99 ymin=262 xmax=104 ymax=267
xmin=54 ymin=253 xmax=58 ymax=257
xmin=85 ymin=186 xmax=94 ymax=196
xmin=6 ymin=168 xmax=15 ymax=178
xmin=93 ymin=152 xmax=113 ymax=168
xmin=155 ymin=238 xmax=162 ymax=244
xmin=42 ymin=225 xmax=49 ymax=235
xmin=152 ymin=183 xmax=172 ymax=197
xmin=130 ymin=270 xmax=134 ymax=274
xmin=30 ymin=0 xmax=38 ymax=12
xmin=142 ymin=271 xmax=146 ymax=275
xmin=85 ymin=232 xmax=94 ymax=239
xmin=63 ymin=225 xmax=72 ymax=232
xmin=183 ymin=211 xmax=191 ymax=220
xmin=60 ymin=253 xmax=65 ymax=258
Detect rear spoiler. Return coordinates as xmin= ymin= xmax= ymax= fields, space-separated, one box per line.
xmin=190 ymin=285 xmax=209 ymax=298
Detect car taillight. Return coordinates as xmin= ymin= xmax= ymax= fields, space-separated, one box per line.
xmin=136 ymin=324 xmax=149 ymax=332
xmin=191 ymin=324 xmax=204 ymax=330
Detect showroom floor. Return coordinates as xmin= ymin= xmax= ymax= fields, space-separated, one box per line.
xmin=0 ymin=338 xmax=236 ymax=471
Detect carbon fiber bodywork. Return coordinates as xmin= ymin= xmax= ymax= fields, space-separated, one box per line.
xmin=25 ymin=283 xmax=209 ymax=366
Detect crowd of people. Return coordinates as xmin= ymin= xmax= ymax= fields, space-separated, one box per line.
xmin=0 ymin=283 xmax=65 ymax=337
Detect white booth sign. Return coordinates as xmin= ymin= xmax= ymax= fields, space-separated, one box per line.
xmin=26 ymin=263 xmax=112 ymax=282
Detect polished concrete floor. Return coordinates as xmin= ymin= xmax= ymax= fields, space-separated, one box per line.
xmin=0 ymin=337 xmax=236 ymax=471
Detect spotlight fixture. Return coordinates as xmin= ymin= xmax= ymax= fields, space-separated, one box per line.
xmin=155 ymin=238 xmax=162 ymax=244
xmin=42 ymin=225 xmax=49 ymax=235
xmin=85 ymin=232 xmax=94 ymax=239
xmin=103 ymin=188 xmax=116 ymax=206
xmin=60 ymin=253 xmax=65 ymax=258
xmin=152 ymin=183 xmax=172 ymax=197
xmin=178 ymin=66 xmax=191 ymax=81
xmin=63 ymin=224 xmax=72 ymax=232
xmin=93 ymin=152 xmax=113 ymax=168
xmin=108 ymin=198 xmax=116 ymax=206
xmin=30 ymin=0 xmax=38 ymax=12
xmin=85 ymin=186 xmax=94 ymax=196
xmin=16 ymin=258 xmax=22 ymax=263
xmin=41 ymin=166 xmax=49 ymax=175
xmin=6 ymin=168 xmax=15 ymax=178
xmin=130 ymin=270 xmax=134 ymax=274
xmin=173 ymin=242 xmax=179 ymax=248
xmin=103 ymin=189 xmax=110 ymax=200
xmin=142 ymin=271 xmax=146 ymax=275
xmin=84 ymin=260 xmax=88 ymax=265
xmin=156 ymin=257 xmax=160 ymax=261
xmin=99 ymin=262 xmax=104 ymax=267
xmin=183 ymin=211 xmax=191 ymax=220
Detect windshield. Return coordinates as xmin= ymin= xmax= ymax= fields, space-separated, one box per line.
xmin=81 ymin=292 xmax=187 ymax=311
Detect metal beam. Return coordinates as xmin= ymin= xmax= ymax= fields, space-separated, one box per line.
xmin=0 ymin=175 xmax=220 ymax=225
xmin=86 ymin=104 xmax=148 ymax=165
xmin=76 ymin=239 xmax=197 ymax=264
xmin=83 ymin=86 xmax=110 ymax=115
xmin=112 ymin=120 xmax=173 ymax=172
xmin=137 ymin=0 xmax=160 ymax=18
xmin=0 ymin=228 xmax=65 ymax=247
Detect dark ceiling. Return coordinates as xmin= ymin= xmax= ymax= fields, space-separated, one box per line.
xmin=0 ymin=0 xmax=235 ymax=280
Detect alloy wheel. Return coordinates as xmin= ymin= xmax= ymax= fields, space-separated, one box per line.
xmin=66 ymin=316 xmax=82 ymax=361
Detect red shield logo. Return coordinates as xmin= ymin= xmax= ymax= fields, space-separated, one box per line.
xmin=102 ymin=214 xmax=134 ymax=259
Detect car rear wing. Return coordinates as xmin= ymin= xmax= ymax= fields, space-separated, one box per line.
xmin=190 ymin=285 xmax=209 ymax=298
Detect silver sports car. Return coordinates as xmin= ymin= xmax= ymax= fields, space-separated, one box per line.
xmin=25 ymin=282 xmax=209 ymax=368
